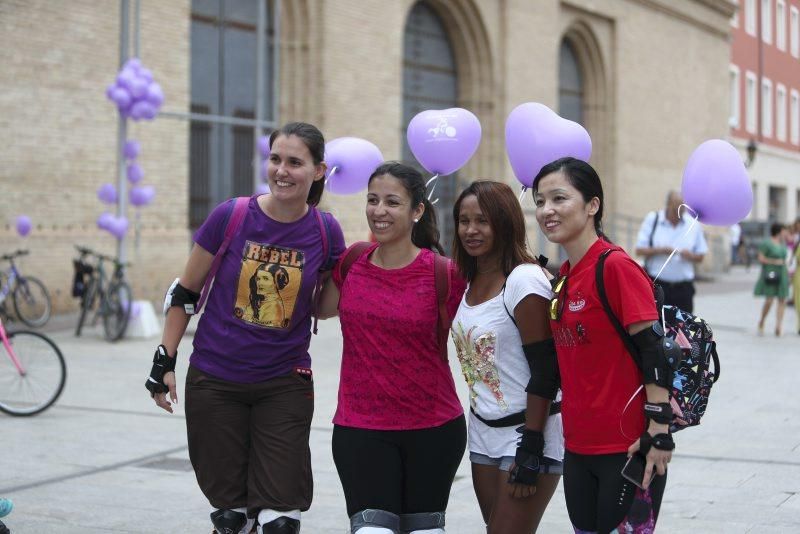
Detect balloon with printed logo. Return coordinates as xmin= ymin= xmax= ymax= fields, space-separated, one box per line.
xmin=15 ymin=215 xmax=32 ymax=237
xmin=323 ymin=137 xmax=384 ymax=195
xmin=505 ymin=102 xmax=592 ymax=188
xmin=406 ymin=108 xmax=482 ymax=175
xmin=681 ymin=139 xmax=753 ymax=226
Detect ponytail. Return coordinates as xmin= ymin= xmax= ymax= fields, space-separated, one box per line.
xmin=412 ymin=197 xmax=444 ymax=255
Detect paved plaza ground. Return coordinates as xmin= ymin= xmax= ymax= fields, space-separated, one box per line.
xmin=1 ymin=266 xmax=799 ymax=533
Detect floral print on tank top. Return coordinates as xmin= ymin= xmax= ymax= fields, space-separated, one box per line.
xmin=451 ymin=321 xmax=507 ymax=411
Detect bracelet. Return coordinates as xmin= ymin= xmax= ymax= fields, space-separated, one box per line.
xmin=643 ymin=402 xmax=672 ymax=425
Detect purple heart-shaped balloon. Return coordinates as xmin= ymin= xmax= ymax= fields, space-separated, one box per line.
xmin=97 ymin=183 xmax=118 ymax=204
xmin=324 ymin=137 xmax=384 ymax=195
xmin=406 ymin=108 xmax=482 ymax=175
xmin=681 ymin=139 xmax=753 ymax=226
xmin=505 ymin=102 xmax=593 ymax=188
xmin=97 ymin=212 xmax=115 ymax=231
xmin=129 ymin=185 xmax=156 ymax=207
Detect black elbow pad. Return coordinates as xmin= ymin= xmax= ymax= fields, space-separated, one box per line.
xmin=630 ymin=326 xmax=681 ymax=389
xmin=522 ymin=338 xmax=560 ymax=400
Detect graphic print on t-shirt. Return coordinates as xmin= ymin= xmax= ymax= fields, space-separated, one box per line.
xmin=233 ymin=240 xmax=304 ymax=329
xmin=451 ymin=322 xmax=507 ymax=411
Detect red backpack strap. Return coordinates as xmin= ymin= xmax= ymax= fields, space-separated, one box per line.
xmin=337 ymin=242 xmax=374 ymax=282
xmin=196 ymin=196 xmax=250 ymax=313
xmin=434 ymin=254 xmax=452 ymax=362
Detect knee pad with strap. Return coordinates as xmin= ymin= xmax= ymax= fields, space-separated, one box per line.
xmin=350 ymin=509 xmax=400 ymax=534
xmin=400 ymin=511 xmax=446 ymax=533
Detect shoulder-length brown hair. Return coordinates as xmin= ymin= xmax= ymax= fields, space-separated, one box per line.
xmin=451 ymin=180 xmax=537 ymax=281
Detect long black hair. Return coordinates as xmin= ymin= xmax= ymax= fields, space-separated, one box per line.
xmin=269 ymin=122 xmax=326 ymax=206
xmin=368 ymin=162 xmax=444 ymax=254
xmin=533 ymin=157 xmax=607 ymax=239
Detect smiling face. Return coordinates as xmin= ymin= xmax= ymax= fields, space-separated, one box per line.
xmin=366 ymin=174 xmax=424 ymax=246
xmin=534 ymin=171 xmax=599 ymax=245
xmin=267 ymin=134 xmax=325 ymax=205
xmin=457 ymin=194 xmax=495 ymax=259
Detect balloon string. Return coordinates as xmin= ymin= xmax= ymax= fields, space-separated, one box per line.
xmin=518 ymin=185 xmax=528 ymax=203
xmin=426 ymin=174 xmax=440 ymax=205
xmin=652 ymin=204 xmax=699 ymax=284
xmin=324 ymin=166 xmax=338 ymax=187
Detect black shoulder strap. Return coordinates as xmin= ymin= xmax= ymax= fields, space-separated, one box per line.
xmin=595 ymin=249 xmax=638 ymax=358
xmin=648 ymin=211 xmax=659 ymax=247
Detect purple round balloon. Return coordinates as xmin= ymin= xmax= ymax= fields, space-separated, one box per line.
xmin=505 ymin=102 xmax=592 ymax=188
xmin=129 ymin=77 xmax=148 ymax=99
xmin=116 ymin=69 xmax=137 ymax=91
xmin=681 ymin=139 xmax=753 ymax=226
xmin=97 ymin=212 xmax=115 ymax=231
xmin=97 ymin=183 xmax=118 ymax=204
xmin=16 ymin=215 xmax=32 ymax=237
xmin=407 ymin=108 xmax=481 ymax=175
xmin=145 ymin=82 xmax=164 ymax=108
xmin=129 ymin=185 xmax=156 ymax=207
xmin=124 ymin=58 xmax=142 ymax=72
xmin=258 ymin=136 xmax=271 ymax=159
xmin=323 ymin=137 xmax=384 ymax=195
xmin=128 ymin=100 xmax=156 ymax=121
xmin=139 ymin=67 xmax=153 ymax=83
xmin=110 ymin=86 xmax=132 ymax=110
xmin=126 ymin=162 xmax=144 ymax=184
xmin=123 ymin=140 xmax=141 ymax=160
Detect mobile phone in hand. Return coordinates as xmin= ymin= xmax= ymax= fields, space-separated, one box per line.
xmin=621 ymin=453 xmax=653 ymax=489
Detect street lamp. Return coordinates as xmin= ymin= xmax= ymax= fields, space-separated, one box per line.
xmin=745 ymin=138 xmax=758 ymax=168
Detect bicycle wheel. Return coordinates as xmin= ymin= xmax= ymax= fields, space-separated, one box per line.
xmin=12 ymin=276 xmax=51 ymax=328
xmin=75 ymin=278 xmax=97 ymax=337
xmin=102 ymin=281 xmax=132 ymax=341
xmin=0 ymin=331 xmax=66 ymax=416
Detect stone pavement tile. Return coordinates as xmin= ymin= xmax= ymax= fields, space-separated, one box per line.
xmin=695 ymin=500 xmax=799 ymax=526
xmin=655 ymin=516 xmax=751 ymax=534
xmin=779 ymin=492 xmax=800 ymax=510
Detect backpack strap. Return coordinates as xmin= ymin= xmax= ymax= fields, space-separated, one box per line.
xmin=595 ymin=248 xmax=639 ymax=359
xmin=196 ymin=196 xmax=250 ymax=313
xmin=310 ymin=208 xmax=334 ymax=335
xmin=434 ymin=254 xmax=451 ymax=362
xmin=337 ymin=241 xmax=374 ymax=282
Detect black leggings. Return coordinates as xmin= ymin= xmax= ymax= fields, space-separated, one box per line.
xmin=332 ymin=415 xmax=466 ymax=517
xmin=563 ymin=450 xmax=667 ymax=534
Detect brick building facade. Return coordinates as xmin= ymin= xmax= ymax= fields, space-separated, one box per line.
xmin=1 ymin=0 xmax=736 ymax=312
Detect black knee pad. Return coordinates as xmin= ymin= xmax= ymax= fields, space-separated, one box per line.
xmin=211 ymin=509 xmax=247 ymax=534
xmin=262 ymin=516 xmax=300 ymax=534
xmin=350 ymin=509 xmax=400 ymax=533
xmin=400 ymin=511 xmax=445 ymax=532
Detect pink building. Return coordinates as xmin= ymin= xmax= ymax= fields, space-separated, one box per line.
xmin=730 ymin=0 xmax=800 ymax=224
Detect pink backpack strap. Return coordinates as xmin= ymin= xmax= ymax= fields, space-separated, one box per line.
xmin=434 ymin=254 xmax=452 ymax=362
xmin=311 ymin=207 xmax=334 ymax=334
xmin=195 ymin=196 xmax=250 ymax=313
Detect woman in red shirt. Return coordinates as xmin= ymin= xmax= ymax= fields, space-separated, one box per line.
xmin=533 ymin=157 xmax=674 ymax=533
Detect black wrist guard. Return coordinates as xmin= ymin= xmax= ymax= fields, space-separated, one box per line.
xmin=145 ymin=344 xmax=176 ymax=396
xmin=508 ymin=427 xmax=544 ymax=487
xmin=643 ymin=402 xmax=673 ymax=425
xmin=523 ymin=338 xmax=560 ymax=401
xmin=631 ymin=326 xmax=681 ymax=389
xmin=639 ymin=431 xmax=675 ymax=456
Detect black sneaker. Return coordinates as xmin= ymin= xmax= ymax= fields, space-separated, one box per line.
xmin=261 ymin=516 xmax=300 ymax=534
xmin=211 ymin=509 xmax=248 ymax=534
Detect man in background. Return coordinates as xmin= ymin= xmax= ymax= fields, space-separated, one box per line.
xmin=635 ymin=191 xmax=708 ymax=313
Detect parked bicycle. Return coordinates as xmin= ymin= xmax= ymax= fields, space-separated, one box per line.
xmin=73 ymin=246 xmax=132 ymax=342
xmin=0 ymin=249 xmax=51 ymax=328
xmin=0 ymin=316 xmax=66 ymax=416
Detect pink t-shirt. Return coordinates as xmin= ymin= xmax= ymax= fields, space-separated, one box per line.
xmin=332 ymin=244 xmax=466 ymax=430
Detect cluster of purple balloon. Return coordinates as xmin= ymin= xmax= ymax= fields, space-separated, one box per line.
xmin=15 ymin=215 xmax=32 ymax=237
xmin=105 ymin=58 xmax=164 ymax=121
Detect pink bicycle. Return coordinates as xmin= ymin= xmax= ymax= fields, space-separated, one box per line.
xmin=0 ymin=316 xmax=65 ymax=416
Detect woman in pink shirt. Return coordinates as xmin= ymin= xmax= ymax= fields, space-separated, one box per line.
xmin=319 ymin=162 xmax=467 ymax=534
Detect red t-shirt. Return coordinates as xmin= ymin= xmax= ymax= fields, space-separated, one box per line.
xmin=332 ymin=244 xmax=466 ymax=430
xmin=552 ymin=239 xmax=658 ymax=454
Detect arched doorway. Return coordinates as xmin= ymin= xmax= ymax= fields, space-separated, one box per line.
xmin=402 ymin=1 xmax=458 ymax=251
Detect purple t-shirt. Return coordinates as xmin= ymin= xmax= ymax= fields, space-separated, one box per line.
xmin=190 ymin=196 xmax=345 ymax=383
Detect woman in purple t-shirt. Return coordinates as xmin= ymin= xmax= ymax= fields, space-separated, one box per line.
xmin=318 ymin=162 xmax=467 ymax=534
xmin=144 ymin=122 xmax=345 ymax=534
